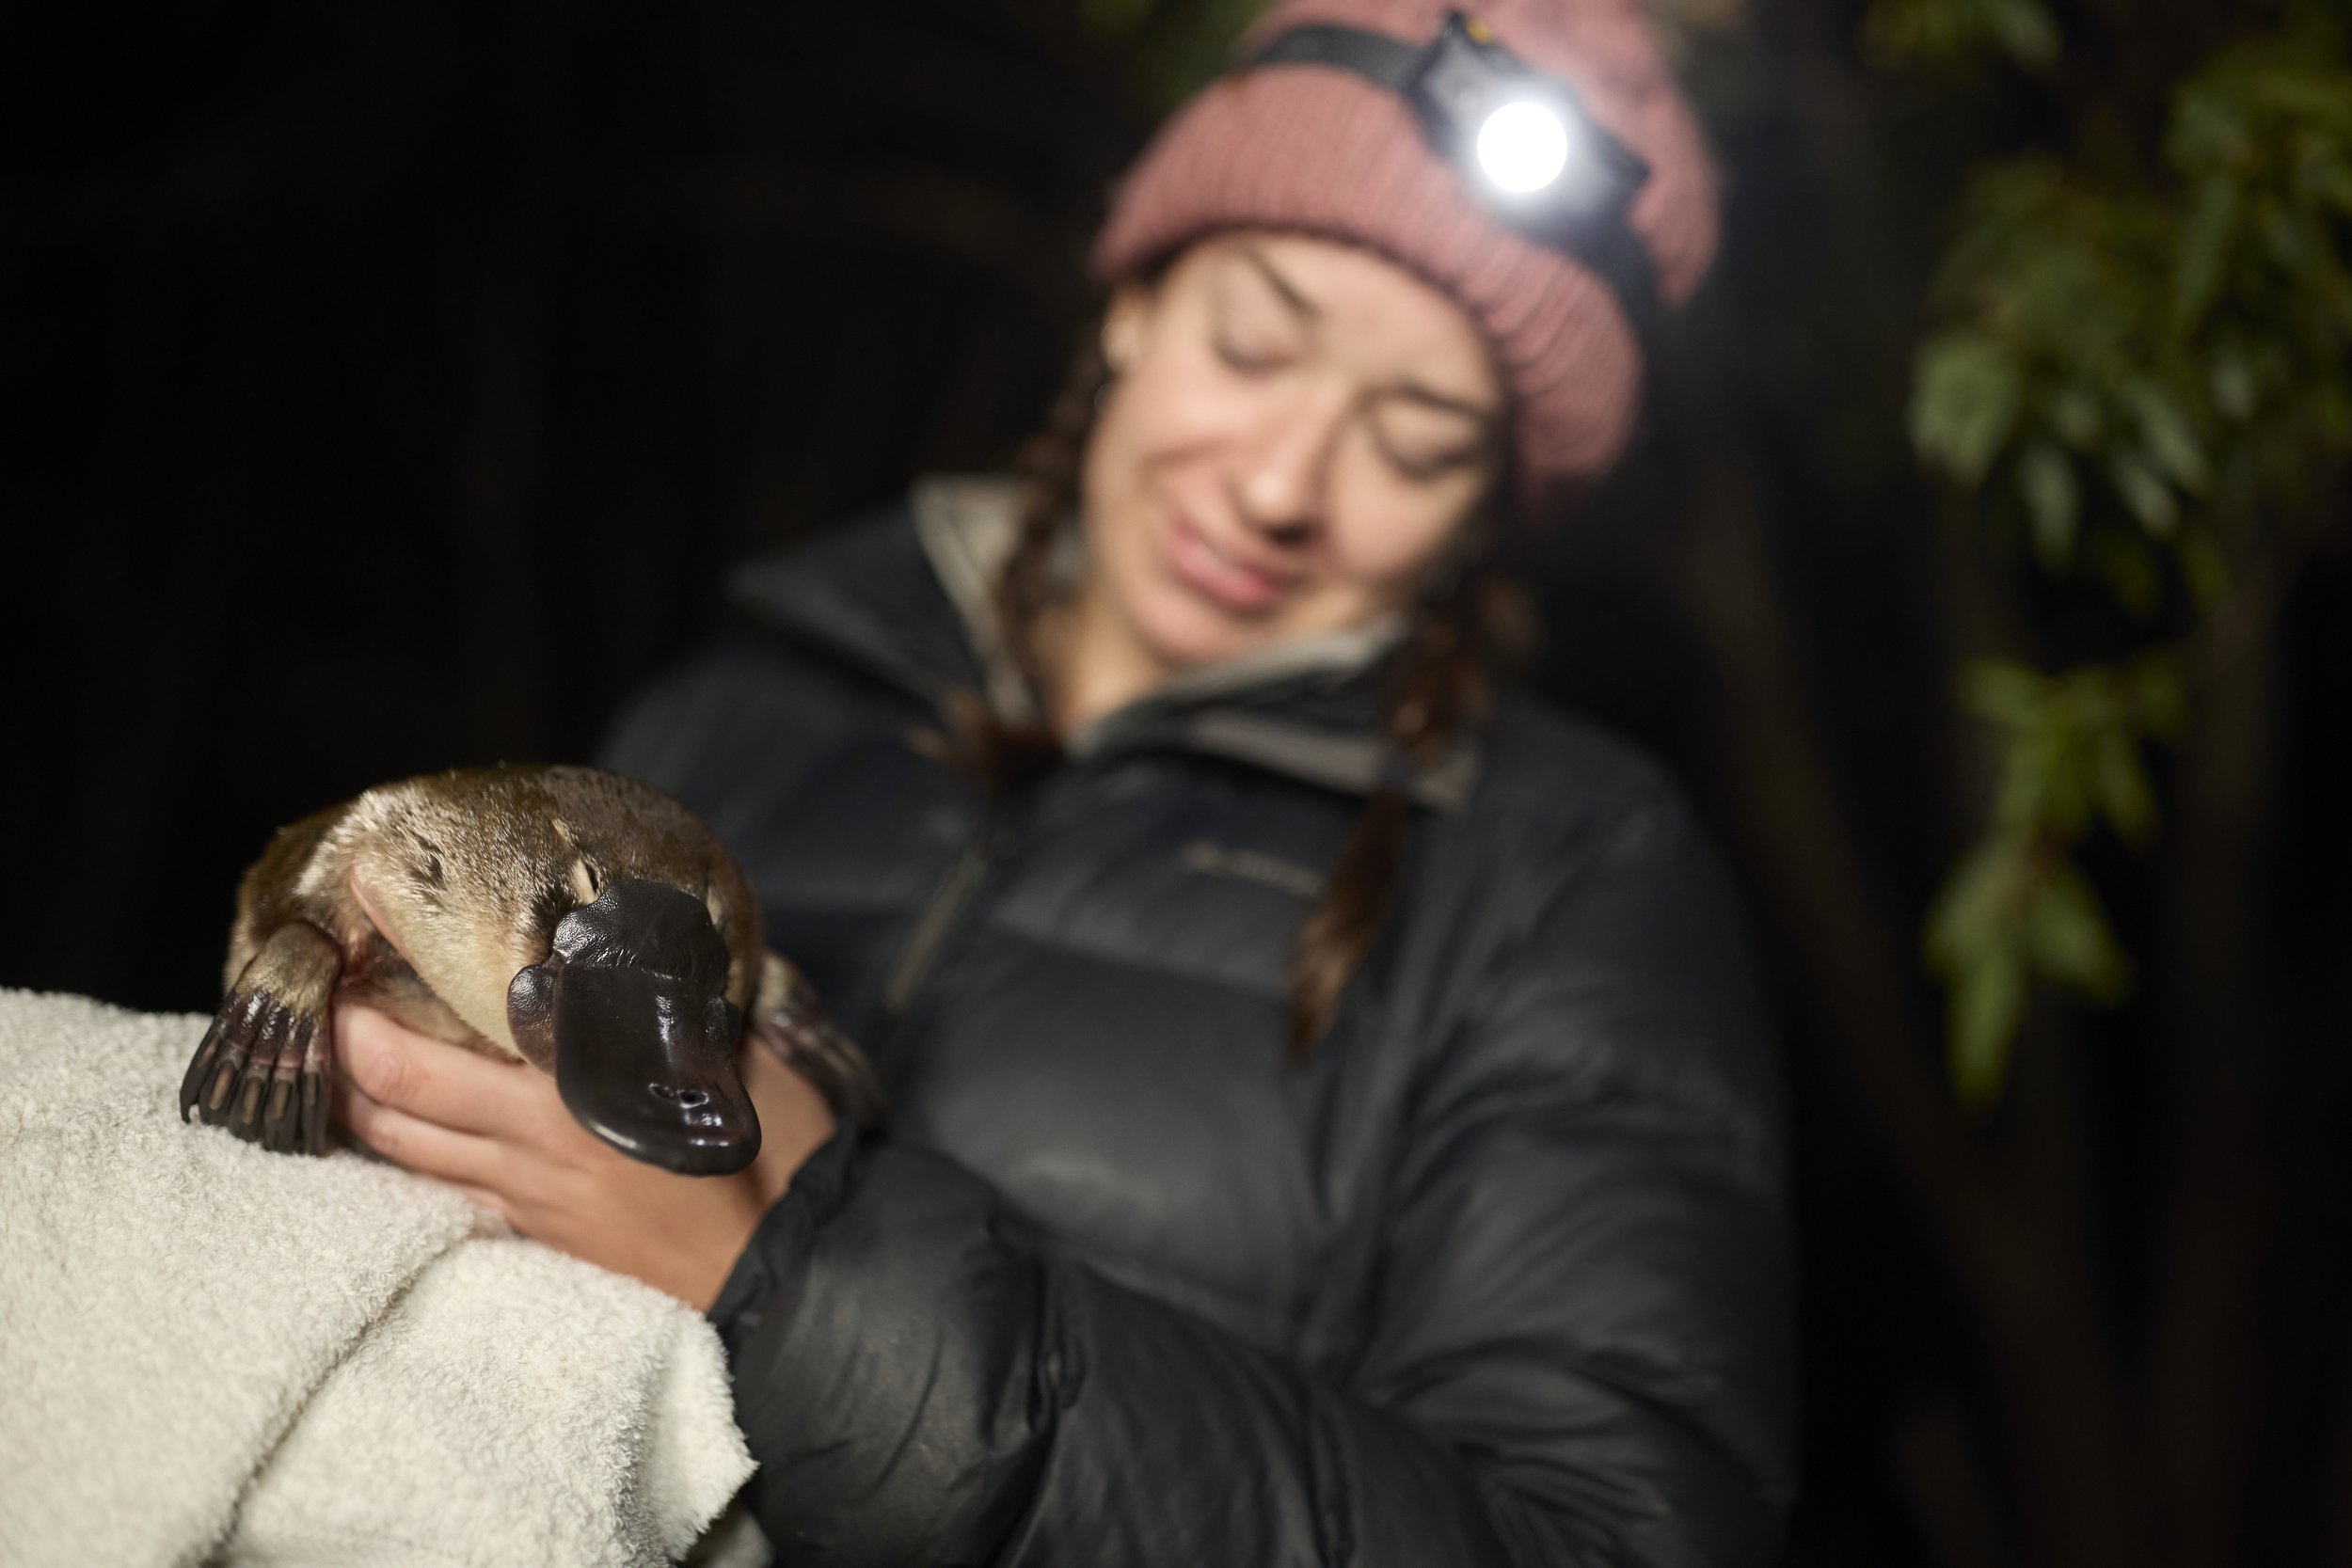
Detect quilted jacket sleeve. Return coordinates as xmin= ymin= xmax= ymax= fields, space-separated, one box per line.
xmin=701 ymin=790 xmax=1798 ymax=1567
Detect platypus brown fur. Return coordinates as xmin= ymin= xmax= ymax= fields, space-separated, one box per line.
xmin=181 ymin=765 xmax=882 ymax=1174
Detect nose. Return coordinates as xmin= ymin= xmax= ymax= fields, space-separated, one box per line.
xmin=1232 ymin=392 xmax=1345 ymax=546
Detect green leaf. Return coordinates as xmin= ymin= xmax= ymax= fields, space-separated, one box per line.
xmin=1949 ymin=945 xmax=2026 ymax=1109
xmin=2022 ymin=863 xmax=2132 ymax=1000
xmin=2209 ymin=346 xmax=2259 ymax=420
xmin=2257 ymin=198 xmax=2324 ymax=278
xmin=1926 ymin=834 xmax=2031 ymax=967
xmin=2172 ymin=174 xmax=2241 ymax=332
xmin=2017 ymin=440 xmax=2080 ymax=567
xmin=2242 ymin=63 xmax=2352 ymax=128
xmin=2090 ymin=728 xmax=2158 ymax=843
xmin=2058 ymin=665 xmax=2123 ymax=729
xmin=2302 ymin=152 xmax=2352 ymax=214
xmin=1914 ymin=332 xmax=2025 ymax=485
xmin=1960 ymin=658 xmax=2050 ymax=727
xmin=2126 ymin=380 xmax=2211 ymax=491
xmin=2049 ymin=384 xmax=2105 ymax=447
xmin=1982 ymin=0 xmax=2060 ymax=70
xmin=2037 ymin=724 xmax=2093 ymax=839
xmin=1992 ymin=727 xmax=2068 ymax=834
xmin=2110 ymin=453 xmax=2181 ymax=535
xmin=2168 ymin=86 xmax=2250 ymax=173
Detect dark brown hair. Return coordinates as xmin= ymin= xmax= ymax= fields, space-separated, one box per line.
xmin=964 ymin=324 xmax=1528 ymax=1061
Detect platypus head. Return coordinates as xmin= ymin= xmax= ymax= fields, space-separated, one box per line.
xmin=504 ymin=878 xmax=759 ymax=1177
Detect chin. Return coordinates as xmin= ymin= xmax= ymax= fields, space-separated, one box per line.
xmin=1132 ymin=578 xmax=1276 ymax=673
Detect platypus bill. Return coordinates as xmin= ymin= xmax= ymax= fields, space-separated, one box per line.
xmin=180 ymin=765 xmax=882 ymax=1176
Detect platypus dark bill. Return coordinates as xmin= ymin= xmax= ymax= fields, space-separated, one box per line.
xmin=508 ymin=878 xmax=762 ymax=1177
xmin=548 ymin=968 xmax=759 ymax=1176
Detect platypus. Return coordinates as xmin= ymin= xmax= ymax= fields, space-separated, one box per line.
xmin=180 ymin=766 xmax=882 ymax=1175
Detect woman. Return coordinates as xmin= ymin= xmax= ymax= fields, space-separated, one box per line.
xmin=334 ymin=0 xmax=1798 ymax=1561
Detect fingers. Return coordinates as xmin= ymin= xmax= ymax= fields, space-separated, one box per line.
xmin=335 ymin=1003 xmax=547 ymax=1138
xmin=340 ymin=1077 xmax=507 ymax=1188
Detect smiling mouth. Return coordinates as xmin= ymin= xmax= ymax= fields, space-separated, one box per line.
xmin=1168 ymin=511 xmax=1292 ymax=612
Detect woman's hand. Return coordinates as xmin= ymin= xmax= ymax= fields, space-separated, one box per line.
xmin=331 ymin=1002 xmax=838 ymax=1312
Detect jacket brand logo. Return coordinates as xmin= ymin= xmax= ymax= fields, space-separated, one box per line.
xmin=1179 ymin=840 xmax=1325 ymax=899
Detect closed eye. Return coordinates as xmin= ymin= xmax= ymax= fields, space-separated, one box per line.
xmin=1382 ymin=443 xmax=1486 ymax=482
xmin=1370 ymin=379 xmax=1497 ymax=482
xmin=1215 ymin=335 xmax=1285 ymax=375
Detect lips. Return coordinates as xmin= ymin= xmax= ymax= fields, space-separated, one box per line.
xmin=1167 ymin=510 xmax=1291 ymax=613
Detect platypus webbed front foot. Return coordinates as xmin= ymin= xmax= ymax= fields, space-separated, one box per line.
xmin=182 ymin=923 xmax=341 ymax=1156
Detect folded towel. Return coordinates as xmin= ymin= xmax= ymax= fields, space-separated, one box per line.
xmin=0 ymin=989 xmax=755 ymax=1568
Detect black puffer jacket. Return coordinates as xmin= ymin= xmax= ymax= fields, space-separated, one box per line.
xmin=597 ymin=478 xmax=1797 ymax=1567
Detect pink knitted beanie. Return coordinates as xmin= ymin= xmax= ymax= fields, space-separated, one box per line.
xmin=1090 ymin=0 xmax=1719 ymax=518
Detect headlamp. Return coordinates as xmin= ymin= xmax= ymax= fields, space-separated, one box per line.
xmin=1233 ymin=11 xmax=1659 ymax=335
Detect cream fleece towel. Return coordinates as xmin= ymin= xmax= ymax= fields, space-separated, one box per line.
xmin=0 ymin=988 xmax=756 ymax=1568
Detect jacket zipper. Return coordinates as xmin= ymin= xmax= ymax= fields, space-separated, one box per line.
xmin=875 ymin=806 xmax=1010 ymax=1048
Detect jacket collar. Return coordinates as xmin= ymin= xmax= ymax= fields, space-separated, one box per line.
xmin=727 ymin=476 xmax=1480 ymax=811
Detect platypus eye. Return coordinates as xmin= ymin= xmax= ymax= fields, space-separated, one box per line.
xmin=569 ymin=858 xmax=603 ymax=904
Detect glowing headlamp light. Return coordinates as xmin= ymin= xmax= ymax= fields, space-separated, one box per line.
xmin=1475 ymin=99 xmax=1573 ymax=193
xmin=1235 ymin=11 xmax=1658 ymax=334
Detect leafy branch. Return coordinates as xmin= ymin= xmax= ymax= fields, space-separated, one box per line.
xmin=1892 ymin=8 xmax=2352 ymax=1104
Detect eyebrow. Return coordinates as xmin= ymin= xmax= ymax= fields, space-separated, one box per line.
xmin=1237 ymin=245 xmax=1321 ymax=322
xmin=1238 ymin=244 xmax=1502 ymax=433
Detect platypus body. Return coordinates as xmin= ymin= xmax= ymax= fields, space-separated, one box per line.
xmin=181 ymin=765 xmax=881 ymax=1175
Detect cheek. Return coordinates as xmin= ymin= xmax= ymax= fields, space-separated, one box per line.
xmin=1324 ymin=472 xmax=1482 ymax=593
xmin=1104 ymin=347 xmax=1256 ymax=471
xmin=1082 ymin=353 xmax=1252 ymax=549
xmin=1084 ymin=362 xmax=1174 ymax=519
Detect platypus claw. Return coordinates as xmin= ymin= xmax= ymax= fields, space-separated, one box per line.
xmin=182 ymin=986 xmax=333 ymax=1156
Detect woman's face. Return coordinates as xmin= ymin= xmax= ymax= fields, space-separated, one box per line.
xmin=1077 ymin=230 xmax=1504 ymax=679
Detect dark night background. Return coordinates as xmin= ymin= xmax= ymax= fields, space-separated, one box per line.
xmin=5 ymin=3 xmax=2349 ymax=1564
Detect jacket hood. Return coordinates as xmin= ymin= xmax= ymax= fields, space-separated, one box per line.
xmin=724 ymin=477 xmax=1481 ymax=810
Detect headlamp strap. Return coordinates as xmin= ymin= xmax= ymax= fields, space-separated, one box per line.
xmin=1245 ymin=24 xmax=1422 ymax=94
xmin=1233 ymin=12 xmax=1661 ymax=341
